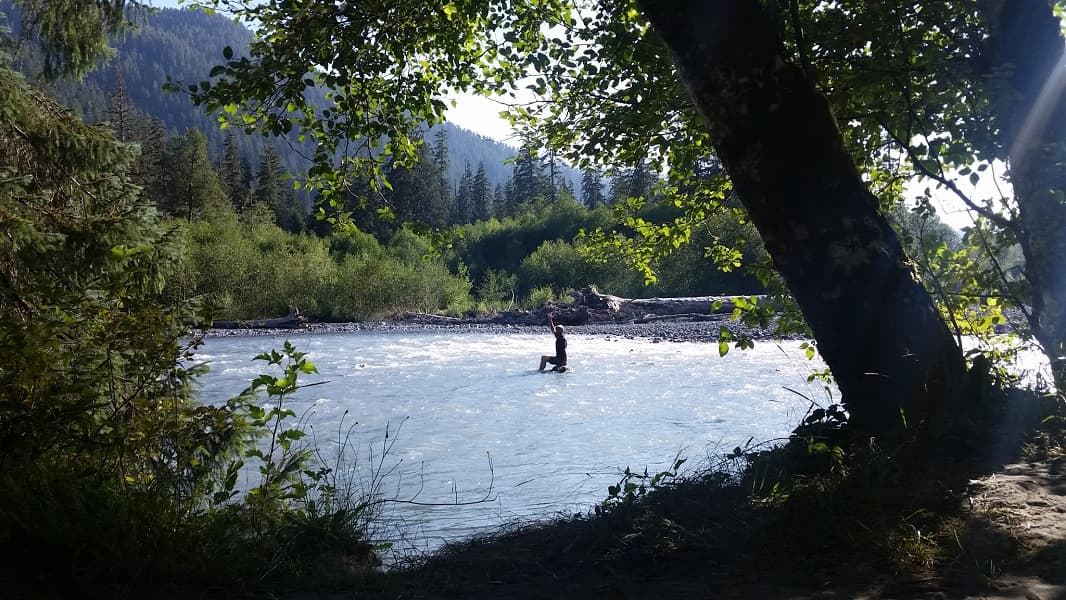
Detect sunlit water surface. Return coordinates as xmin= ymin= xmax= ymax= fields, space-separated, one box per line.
xmin=194 ymin=330 xmax=839 ymax=555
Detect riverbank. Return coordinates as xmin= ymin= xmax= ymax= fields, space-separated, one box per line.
xmin=201 ymin=314 xmax=792 ymax=345
xmin=351 ymin=408 xmax=1066 ymax=600
xmin=364 ymin=458 xmax=1066 ymax=600
xmin=203 ymin=289 xmax=798 ymax=342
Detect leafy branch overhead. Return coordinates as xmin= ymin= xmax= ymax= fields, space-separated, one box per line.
xmin=183 ymin=0 xmax=574 ymax=215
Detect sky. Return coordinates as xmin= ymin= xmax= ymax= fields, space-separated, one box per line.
xmin=444 ymin=93 xmax=520 ymax=146
xmin=906 ymin=165 xmax=1010 ymax=231
xmin=150 ymin=0 xmax=188 ymax=9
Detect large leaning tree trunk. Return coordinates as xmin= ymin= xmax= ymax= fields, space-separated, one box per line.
xmin=638 ymin=0 xmax=967 ymax=439
xmin=983 ymin=0 xmax=1066 ymax=395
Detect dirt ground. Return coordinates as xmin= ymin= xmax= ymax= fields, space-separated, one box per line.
xmin=950 ymin=457 xmax=1066 ymax=600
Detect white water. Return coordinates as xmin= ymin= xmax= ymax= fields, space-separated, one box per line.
xmin=194 ymin=330 xmax=835 ymax=555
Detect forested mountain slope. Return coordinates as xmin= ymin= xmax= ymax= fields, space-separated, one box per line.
xmin=4 ymin=4 xmax=579 ymax=190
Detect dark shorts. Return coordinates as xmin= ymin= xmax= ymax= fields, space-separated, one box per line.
xmin=547 ymin=356 xmax=565 ymax=366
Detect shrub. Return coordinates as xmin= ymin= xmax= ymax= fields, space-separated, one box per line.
xmin=525 ymin=285 xmax=557 ymax=308
xmin=173 ymin=212 xmax=471 ymax=320
xmin=325 ymin=252 xmax=471 ymax=320
xmin=477 ymin=268 xmax=518 ymax=310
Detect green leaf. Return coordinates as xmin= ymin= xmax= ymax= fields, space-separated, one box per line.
xmin=718 ymin=341 xmax=729 ymax=357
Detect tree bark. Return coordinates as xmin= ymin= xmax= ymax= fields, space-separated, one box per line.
xmin=983 ymin=0 xmax=1066 ymax=393
xmin=638 ymin=0 xmax=966 ymax=438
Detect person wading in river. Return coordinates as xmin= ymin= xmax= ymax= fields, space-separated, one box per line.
xmin=538 ymin=312 xmax=568 ymax=372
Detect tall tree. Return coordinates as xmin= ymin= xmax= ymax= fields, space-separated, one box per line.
xmin=546 ymin=143 xmax=558 ymax=203
xmin=581 ymin=168 xmax=604 ymax=208
xmin=103 ymin=61 xmax=166 ymax=193
xmin=791 ymin=0 xmax=1066 ymax=395
xmin=106 ymin=60 xmax=136 ymax=142
xmin=609 ymin=160 xmax=654 ymax=206
xmin=431 ymin=127 xmax=453 ymax=222
xmin=132 ymin=115 xmax=166 ymax=193
xmin=980 ymin=0 xmax=1066 ymax=392
xmin=254 ymin=144 xmax=282 ymax=211
xmin=255 ymin=144 xmax=303 ymax=232
xmin=387 ymin=141 xmax=446 ymax=226
xmin=636 ymin=0 xmax=965 ymax=438
xmin=472 ymin=162 xmax=493 ymax=222
xmin=493 ymin=183 xmax=508 ymax=220
xmin=510 ymin=143 xmax=546 ymax=208
xmin=0 ymin=6 xmax=251 ymax=586
xmin=557 ymin=175 xmax=576 ymax=203
xmin=218 ymin=130 xmax=249 ymax=212
xmin=453 ymin=161 xmax=475 ymax=224
xmin=159 ymin=129 xmax=228 ymax=221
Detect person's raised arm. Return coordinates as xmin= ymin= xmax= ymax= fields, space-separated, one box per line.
xmin=546 ymin=311 xmax=556 ymax=334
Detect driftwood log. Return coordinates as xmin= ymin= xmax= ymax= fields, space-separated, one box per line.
xmin=565 ymin=285 xmax=766 ymax=322
xmin=211 ymin=310 xmax=307 ymax=329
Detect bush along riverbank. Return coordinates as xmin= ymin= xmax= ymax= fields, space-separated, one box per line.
xmin=1 ymin=343 xmax=383 ymax=597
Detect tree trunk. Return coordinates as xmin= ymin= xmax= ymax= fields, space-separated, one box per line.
xmin=639 ymin=0 xmax=966 ymax=439
xmin=983 ymin=0 xmax=1066 ymax=394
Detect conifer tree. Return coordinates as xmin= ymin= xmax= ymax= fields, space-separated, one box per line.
xmin=509 ymin=143 xmax=546 ymax=208
xmin=581 ymin=169 xmax=604 ymax=208
xmin=608 ymin=160 xmax=654 ymax=205
xmin=431 ymin=127 xmax=452 ymax=222
xmin=546 ymin=145 xmax=557 ymax=203
xmin=472 ymin=162 xmax=493 ymax=221
xmin=133 ymin=115 xmax=166 ymax=193
xmin=159 ymin=129 xmax=228 ymax=221
xmin=106 ymin=60 xmax=136 ymax=143
xmin=493 ymin=183 xmax=508 ymax=220
xmin=218 ymin=131 xmax=249 ymax=212
xmin=386 ymin=141 xmax=445 ymax=226
xmin=453 ymin=161 xmax=474 ymax=224
xmin=557 ymin=175 xmax=575 ymax=203
xmin=255 ymin=144 xmax=303 ymax=231
xmin=103 ymin=61 xmax=166 ymax=193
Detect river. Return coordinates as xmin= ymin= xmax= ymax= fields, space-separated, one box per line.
xmin=194 ymin=329 xmax=834 ymax=557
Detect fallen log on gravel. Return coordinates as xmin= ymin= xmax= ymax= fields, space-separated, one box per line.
xmin=211 ymin=310 xmax=307 ymax=329
xmin=567 ymin=286 xmax=766 ymax=321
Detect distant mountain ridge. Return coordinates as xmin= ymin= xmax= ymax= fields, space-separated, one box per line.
xmin=7 ymin=5 xmax=580 ymax=192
